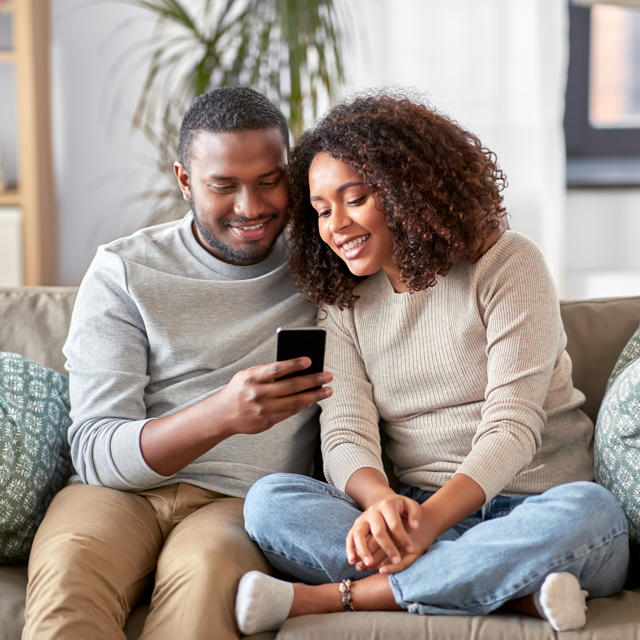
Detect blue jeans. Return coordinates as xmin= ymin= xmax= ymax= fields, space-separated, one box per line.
xmin=243 ymin=474 xmax=629 ymax=615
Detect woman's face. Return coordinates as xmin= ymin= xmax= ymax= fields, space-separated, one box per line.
xmin=308 ymin=153 xmax=406 ymax=291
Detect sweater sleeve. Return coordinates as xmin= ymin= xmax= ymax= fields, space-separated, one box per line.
xmin=455 ymin=235 xmax=564 ymax=501
xmin=63 ymin=247 xmax=172 ymax=490
xmin=318 ymin=305 xmax=386 ymax=492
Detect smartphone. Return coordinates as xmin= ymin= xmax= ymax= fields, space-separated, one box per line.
xmin=275 ymin=326 xmax=326 ymax=381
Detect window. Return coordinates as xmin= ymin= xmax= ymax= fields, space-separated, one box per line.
xmin=565 ymin=2 xmax=640 ymax=185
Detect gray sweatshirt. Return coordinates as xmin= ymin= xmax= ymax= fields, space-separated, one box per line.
xmin=63 ymin=212 xmax=318 ymax=496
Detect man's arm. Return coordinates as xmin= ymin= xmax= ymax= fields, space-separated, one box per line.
xmin=141 ymin=358 xmax=331 ymax=476
xmin=65 ymin=247 xmax=330 ymax=488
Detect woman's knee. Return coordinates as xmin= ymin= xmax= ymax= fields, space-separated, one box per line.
xmin=546 ymin=481 xmax=628 ymax=533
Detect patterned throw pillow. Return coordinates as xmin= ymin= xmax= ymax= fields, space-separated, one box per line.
xmin=0 ymin=352 xmax=72 ymax=562
xmin=595 ymin=325 xmax=640 ymax=544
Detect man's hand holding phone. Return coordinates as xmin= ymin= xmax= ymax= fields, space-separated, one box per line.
xmin=216 ymin=327 xmax=331 ymax=437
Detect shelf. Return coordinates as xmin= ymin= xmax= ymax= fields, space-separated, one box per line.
xmin=2 ymin=0 xmax=57 ymax=284
xmin=0 ymin=189 xmax=20 ymax=205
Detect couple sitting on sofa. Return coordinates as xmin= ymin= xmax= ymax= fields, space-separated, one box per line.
xmin=21 ymin=86 xmax=629 ymax=640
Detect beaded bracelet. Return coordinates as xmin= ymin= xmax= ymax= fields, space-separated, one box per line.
xmin=339 ymin=578 xmax=355 ymax=611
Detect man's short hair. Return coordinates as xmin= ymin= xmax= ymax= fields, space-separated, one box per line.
xmin=179 ymin=86 xmax=290 ymax=171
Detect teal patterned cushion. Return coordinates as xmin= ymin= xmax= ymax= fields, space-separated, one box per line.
xmin=595 ymin=325 xmax=640 ymax=544
xmin=0 ymin=352 xmax=72 ymax=562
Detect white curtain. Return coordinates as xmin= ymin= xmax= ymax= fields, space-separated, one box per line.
xmin=342 ymin=0 xmax=568 ymax=289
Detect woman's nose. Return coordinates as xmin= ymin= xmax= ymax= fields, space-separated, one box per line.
xmin=329 ymin=206 xmax=350 ymax=233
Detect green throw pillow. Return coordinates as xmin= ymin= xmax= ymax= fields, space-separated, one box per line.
xmin=595 ymin=324 xmax=640 ymax=544
xmin=0 ymin=352 xmax=72 ymax=562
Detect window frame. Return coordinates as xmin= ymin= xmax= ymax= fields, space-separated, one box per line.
xmin=565 ymin=3 xmax=640 ymax=159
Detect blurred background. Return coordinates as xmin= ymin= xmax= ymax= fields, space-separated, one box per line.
xmin=0 ymin=0 xmax=639 ymax=298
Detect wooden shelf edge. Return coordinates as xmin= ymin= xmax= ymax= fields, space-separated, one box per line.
xmin=0 ymin=189 xmax=20 ymax=206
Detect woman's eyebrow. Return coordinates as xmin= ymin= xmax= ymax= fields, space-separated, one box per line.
xmin=310 ymin=181 xmax=365 ymax=201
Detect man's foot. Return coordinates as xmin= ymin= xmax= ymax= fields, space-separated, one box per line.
xmin=536 ymin=572 xmax=588 ymax=631
xmin=235 ymin=570 xmax=294 ymax=634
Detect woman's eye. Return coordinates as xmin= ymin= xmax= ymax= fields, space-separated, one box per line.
xmin=260 ymin=179 xmax=280 ymax=188
xmin=317 ymin=209 xmax=331 ymax=218
xmin=348 ymin=196 xmax=366 ymax=206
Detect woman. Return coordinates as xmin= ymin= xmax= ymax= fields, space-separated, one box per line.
xmin=235 ymin=91 xmax=629 ymax=634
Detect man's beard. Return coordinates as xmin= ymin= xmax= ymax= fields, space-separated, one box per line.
xmin=191 ymin=200 xmax=278 ymax=266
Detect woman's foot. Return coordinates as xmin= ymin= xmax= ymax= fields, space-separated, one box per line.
xmin=235 ymin=571 xmax=294 ymax=634
xmin=536 ymin=572 xmax=588 ymax=631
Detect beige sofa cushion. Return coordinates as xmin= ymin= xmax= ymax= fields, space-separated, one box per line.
xmin=277 ymin=591 xmax=640 ymax=639
xmin=560 ymin=296 xmax=640 ymax=423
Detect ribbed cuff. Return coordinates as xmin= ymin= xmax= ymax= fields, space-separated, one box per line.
xmin=324 ymin=446 xmax=386 ymax=493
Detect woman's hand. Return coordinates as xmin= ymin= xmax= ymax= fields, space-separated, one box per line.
xmin=346 ymin=493 xmax=422 ymax=569
xmin=345 ymin=473 xmax=487 ymax=575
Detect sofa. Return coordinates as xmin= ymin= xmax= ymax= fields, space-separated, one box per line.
xmin=1 ymin=285 xmax=639 ymax=640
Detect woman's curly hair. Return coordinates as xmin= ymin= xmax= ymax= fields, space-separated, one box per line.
xmin=287 ymin=90 xmax=508 ymax=309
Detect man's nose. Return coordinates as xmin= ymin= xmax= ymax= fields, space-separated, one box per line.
xmin=233 ymin=187 xmax=267 ymax=217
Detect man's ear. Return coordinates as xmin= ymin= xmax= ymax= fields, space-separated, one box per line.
xmin=174 ymin=161 xmax=192 ymax=202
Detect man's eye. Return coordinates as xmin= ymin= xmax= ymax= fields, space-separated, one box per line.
xmin=210 ymin=184 xmax=235 ymax=192
xmin=260 ymin=178 xmax=280 ymax=188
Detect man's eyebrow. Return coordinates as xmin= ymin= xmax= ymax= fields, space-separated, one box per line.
xmin=310 ymin=181 xmax=365 ymax=201
xmin=205 ymin=168 xmax=283 ymax=180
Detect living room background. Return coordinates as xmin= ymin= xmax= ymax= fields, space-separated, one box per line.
xmin=1 ymin=0 xmax=638 ymax=297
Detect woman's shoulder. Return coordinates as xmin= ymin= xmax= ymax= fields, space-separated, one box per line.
xmin=478 ymin=230 xmax=546 ymax=269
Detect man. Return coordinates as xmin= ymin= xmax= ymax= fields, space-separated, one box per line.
xmin=22 ymin=87 xmax=331 ymax=640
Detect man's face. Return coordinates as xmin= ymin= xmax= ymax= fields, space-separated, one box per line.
xmin=174 ymin=128 xmax=289 ymax=265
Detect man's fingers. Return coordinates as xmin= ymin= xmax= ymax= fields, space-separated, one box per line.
xmin=258 ymin=357 xmax=312 ymax=381
xmin=253 ymin=359 xmax=332 ymax=393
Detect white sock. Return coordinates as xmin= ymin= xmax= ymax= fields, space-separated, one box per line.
xmin=536 ymin=572 xmax=589 ymax=631
xmin=235 ymin=570 xmax=294 ymax=635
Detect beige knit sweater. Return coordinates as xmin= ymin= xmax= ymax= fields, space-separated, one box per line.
xmin=318 ymin=231 xmax=594 ymax=502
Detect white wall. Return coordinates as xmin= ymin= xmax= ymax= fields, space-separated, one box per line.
xmin=52 ymin=0 xmax=160 ymax=284
xmin=564 ymin=188 xmax=640 ymax=298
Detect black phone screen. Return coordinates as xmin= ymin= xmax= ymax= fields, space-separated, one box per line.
xmin=276 ymin=327 xmax=326 ymax=380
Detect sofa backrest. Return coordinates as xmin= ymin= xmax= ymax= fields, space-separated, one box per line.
xmin=1 ymin=286 xmax=639 ymax=424
xmin=561 ymin=296 xmax=640 ymax=422
xmin=0 ymin=287 xmax=77 ymax=375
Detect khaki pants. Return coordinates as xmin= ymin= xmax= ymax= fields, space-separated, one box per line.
xmin=22 ymin=482 xmax=270 ymax=640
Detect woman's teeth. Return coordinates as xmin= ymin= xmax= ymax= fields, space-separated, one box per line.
xmin=342 ymin=235 xmax=369 ymax=251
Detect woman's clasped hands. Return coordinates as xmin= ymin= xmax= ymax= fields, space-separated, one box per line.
xmin=346 ymin=492 xmax=436 ymax=575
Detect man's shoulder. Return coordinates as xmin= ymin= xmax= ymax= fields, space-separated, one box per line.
xmin=102 ymin=215 xmax=188 ymax=260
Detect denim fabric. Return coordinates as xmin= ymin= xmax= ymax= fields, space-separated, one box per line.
xmin=244 ymin=474 xmax=629 ymax=616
